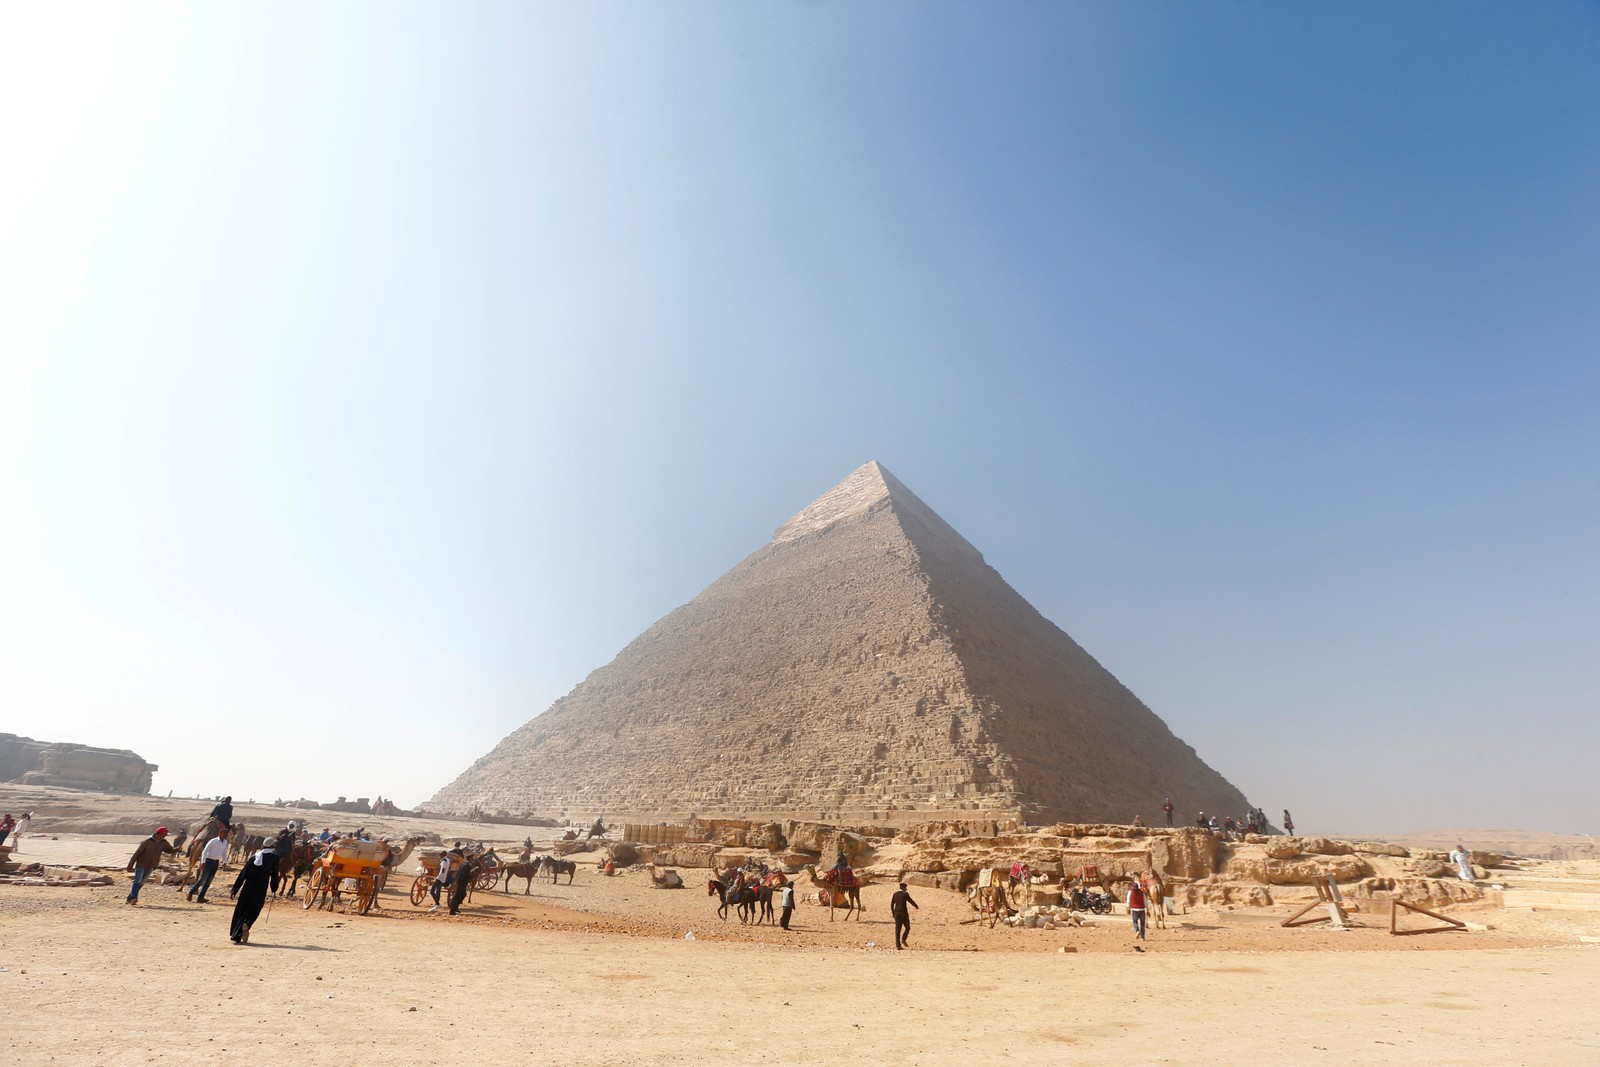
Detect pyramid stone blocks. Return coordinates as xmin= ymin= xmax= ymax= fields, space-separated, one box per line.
xmin=428 ymin=462 xmax=1248 ymax=825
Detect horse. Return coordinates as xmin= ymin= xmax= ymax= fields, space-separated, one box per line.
xmin=710 ymin=883 xmax=764 ymax=921
xmin=537 ymin=855 xmax=576 ymax=885
xmin=756 ymin=883 xmax=777 ymax=924
xmin=501 ymin=860 xmax=541 ymax=894
xmin=280 ymin=840 xmax=323 ymax=897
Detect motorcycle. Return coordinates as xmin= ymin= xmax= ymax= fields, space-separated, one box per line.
xmin=1069 ymin=888 xmax=1113 ymax=914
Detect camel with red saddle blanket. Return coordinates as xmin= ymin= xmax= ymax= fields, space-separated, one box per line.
xmin=803 ymin=865 xmax=866 ymax=921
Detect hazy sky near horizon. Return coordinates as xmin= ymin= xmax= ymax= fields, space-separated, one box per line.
xmin=3 ymin=3 xmax=1596 ymax=835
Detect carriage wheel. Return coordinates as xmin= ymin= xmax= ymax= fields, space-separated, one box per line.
xmin=475 ymin=867 xmax=498 ymax=892
xmin=302 ymin=866 xmax=328 ymax=910
xmin=356 ymin=877 xmax=375 ymax=915
xmin=410 ymin=874 xmax=430 ymax=907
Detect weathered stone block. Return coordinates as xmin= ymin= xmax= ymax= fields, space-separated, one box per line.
xmin=1 ymin=733 xmax=156 ymax=794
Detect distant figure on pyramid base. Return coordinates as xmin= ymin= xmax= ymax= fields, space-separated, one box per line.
xmin=1163 ymin=797 xmax=1174 ymax=826
xmin=1282 ymin=809 xmax=1295 ymax=836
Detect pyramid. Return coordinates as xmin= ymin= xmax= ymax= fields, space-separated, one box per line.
xmin=428 ymin=462 xmax=1249 ymax=825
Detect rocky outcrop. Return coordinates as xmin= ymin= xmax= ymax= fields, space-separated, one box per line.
xmin=610 ymin=818 xmax=1488 ymax=915
xmin=0 ymin=734 xmax=156 ymax=794
xmin=1221 ymin=853 xmax=1374 ymax=885
xmin=427 ymin=462 xmax=1251 ymax=825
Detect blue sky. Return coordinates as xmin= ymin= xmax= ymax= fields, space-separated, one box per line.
xmin=2 ymin=3 xmax=1595 ymax=834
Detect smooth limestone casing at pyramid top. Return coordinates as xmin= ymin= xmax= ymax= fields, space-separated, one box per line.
xmin=428 ymin=462 xmax=1249 ymax=825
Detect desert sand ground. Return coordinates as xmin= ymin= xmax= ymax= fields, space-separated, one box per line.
xmin=3 ymin=787 xmax=1598 ymax=1065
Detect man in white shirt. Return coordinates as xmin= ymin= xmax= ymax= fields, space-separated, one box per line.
xmin=429 ymin=845 xmax=459 ymax=912
xmin=779 ymin=881 xmax=796 ymax=930
xmin=189 ymin=827 xmax=230 ymax=903
xmin=11 ymin=812 xmax=31 ymax=852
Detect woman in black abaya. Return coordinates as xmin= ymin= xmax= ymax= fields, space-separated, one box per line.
xmin=228 ymin=837 xmax=282 ymax=944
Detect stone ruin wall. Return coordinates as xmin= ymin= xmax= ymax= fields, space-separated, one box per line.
xmin=599 ymin=817 xmax=1490 ymax=909
xmin=0 ymin=733 xmax=157 ymax=795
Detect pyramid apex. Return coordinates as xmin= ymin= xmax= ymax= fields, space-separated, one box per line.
xmin=772 ymin=461 xmax=908 ymax=544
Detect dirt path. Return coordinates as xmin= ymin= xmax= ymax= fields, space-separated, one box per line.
xmin=4 ymin=881 xmax=1600 ymax=1066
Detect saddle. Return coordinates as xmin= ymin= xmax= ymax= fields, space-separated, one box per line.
xmin=824 ymin=867 xmax=858 ymax=889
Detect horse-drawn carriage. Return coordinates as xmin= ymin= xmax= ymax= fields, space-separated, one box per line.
xmin=301 ymin=838 xmax=387 ymax=914
xmin=409 ymin=847 xmax=501 ymax=906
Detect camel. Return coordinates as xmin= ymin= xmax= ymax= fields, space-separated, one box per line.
xmin=802 ymin=865 xmax=864 ymax=921
xmin=968 ymin=867 xmax=1010 ymax=928
xmin=648 ymin=864 xmax=683 ymax=889
xmin=373 ymin=836 xmax=424 ymax=893
xmin=1141 ymin=873 xmax=1167 ymax=929
xmin=231 ymin=831 xmax=265 ymax=866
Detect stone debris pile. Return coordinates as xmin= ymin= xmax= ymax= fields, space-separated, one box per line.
xmin=1004 ymin=905 xmax=1090 ymax=930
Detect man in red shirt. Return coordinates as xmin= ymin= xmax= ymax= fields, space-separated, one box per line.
xmin=1127 ymin=878 xmax=1147 ymax=941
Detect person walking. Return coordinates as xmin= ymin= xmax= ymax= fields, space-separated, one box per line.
xmin=1162 ymin=797 xmax=1174 ymax=827
xmin=890 ymin=882 xmax=919 ymax=950
xmin=125 ymin=826 xmax=178 ymax=904
xmin=188 ymin=826 xmax=229 ymax=903
xmin=429 ymin=844 xmax=460 ymax=912
xmin=1282 ymin=809 xmax=1295 ymax=836
xmin=448 ymin=854 xmax=475 ymax=915
xmin=11 ymin=811 xmax=31 ymax=851
xmin=1449 ymin=844 xmax=1475 ymax=882
xmin=779 ymin=881 xmax=796 ymax=930
xmin=227 ymin=837 xmax=281 ymax=943
xmin=1127 ymin=877 xmax=1148 ymax=941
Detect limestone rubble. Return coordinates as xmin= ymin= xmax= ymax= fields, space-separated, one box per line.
xmin=606 ymin=817 xmax=1489 ymax=909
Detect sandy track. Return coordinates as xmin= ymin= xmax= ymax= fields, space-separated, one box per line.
xmin=5 ymin=879 xmax=1600 ymax=1066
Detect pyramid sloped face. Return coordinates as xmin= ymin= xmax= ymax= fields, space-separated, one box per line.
xmin=428 ymin=462 xmax=1249 ymax=824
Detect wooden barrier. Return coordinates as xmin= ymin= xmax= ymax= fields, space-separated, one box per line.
xmin=1389 ymin=899 xmax=1466 ymax=936
xmin=1282 ymin=877 xmax=1348 ymax=929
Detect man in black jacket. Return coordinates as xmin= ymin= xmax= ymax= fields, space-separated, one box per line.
xmin=208 ymin=796 xmax=235 ymax=833
xmin=228 ymin=837 xmax=282 ymax=943
xmin=890 ymin=882 xmax=919 ymax=950
xmin=448 ymin=855 xmax=475 ymax=915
